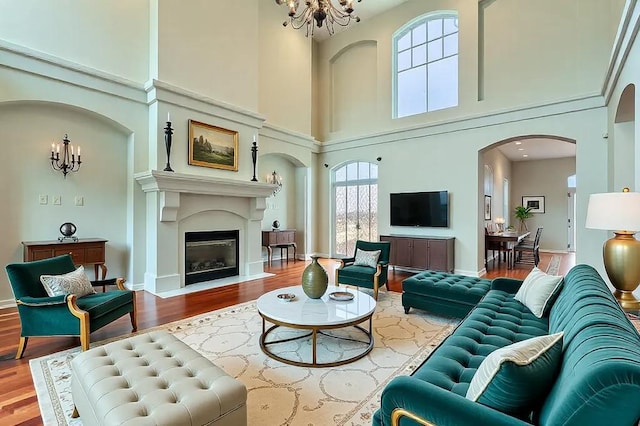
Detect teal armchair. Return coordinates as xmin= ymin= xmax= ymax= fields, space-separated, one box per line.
xmin=335 ymin=240 xmax=391 ymax=300
xmin=5 ymin=254 xmax=137 ymax=359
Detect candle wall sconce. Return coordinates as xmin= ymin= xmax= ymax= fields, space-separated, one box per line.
xmin=266 ymin=171 xmax=283 ymax=195
xmin=50 ymin=134 xmax=81 ymax=178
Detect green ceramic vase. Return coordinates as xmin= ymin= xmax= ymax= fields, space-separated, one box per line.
xmin=301 ymin=256 xmax=328 ymax=299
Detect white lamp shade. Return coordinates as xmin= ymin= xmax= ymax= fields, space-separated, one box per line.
xmin=585 ymin=191 xmax=640 ymax=231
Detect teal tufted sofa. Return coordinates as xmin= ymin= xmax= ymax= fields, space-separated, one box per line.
xmin=373 ymin=264 xmax=640 ymax=426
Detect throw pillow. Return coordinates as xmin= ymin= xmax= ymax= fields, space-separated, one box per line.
xmin=40 ymin=265 xmax=96 ymax=297
xmin=353 ymin=249 xmax=381 ymax=268
xmin=466 ymin=332 xmax=564 ymax=414
xmin=514 ymin=267 xmax=563 ymax=318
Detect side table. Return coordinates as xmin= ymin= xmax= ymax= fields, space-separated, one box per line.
xmin=262 ymin=230 xmax=296 ymax=266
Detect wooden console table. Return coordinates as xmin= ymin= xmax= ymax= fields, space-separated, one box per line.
xmin=22 ymin=238 xmax=108 ymax=280
xmin=262 ymin=230 xmax=296 ymax=266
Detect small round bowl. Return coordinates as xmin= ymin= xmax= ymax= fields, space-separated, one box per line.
xmin=277 ymin=293 xmax=296 ymax=302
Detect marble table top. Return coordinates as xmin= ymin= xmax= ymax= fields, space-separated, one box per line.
xmin=256 ymin=285 xmax=376 ymax=327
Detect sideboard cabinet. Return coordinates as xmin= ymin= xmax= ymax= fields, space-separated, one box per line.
xmin=22 ymin=238 xmax=108 ymax=280
xmin=380 ymin=235 xmax=454 ymax=273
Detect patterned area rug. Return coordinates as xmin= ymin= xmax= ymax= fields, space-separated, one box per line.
xmin=546 ymin=254 xmax=562 ymax=275
xmin=30 ymin=289 xmax=457 ymax=426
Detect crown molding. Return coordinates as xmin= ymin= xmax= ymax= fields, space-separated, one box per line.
xmin=0 ymin=39 xmax=146 ymax=104
xmin=602 ymin=0 xmax=639 ymax=104
xmin=261 ymin=122 xmax=319 ymax=152
xmin=319 ymin=94 xmax=604 ymax=153
xmin=145 ymin=79 xmax=266 ymax=129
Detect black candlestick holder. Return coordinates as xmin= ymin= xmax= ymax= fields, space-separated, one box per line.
xmin=164 ymin=121 xmax=174 ymax=172
xmin=251 ymin=140 xmax=258 ymax=182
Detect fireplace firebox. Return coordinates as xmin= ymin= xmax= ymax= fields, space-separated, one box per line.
xmin=185 ymin=230 xmax=239 ymax=285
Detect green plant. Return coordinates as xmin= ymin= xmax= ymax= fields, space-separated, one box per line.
xmin=514 ymin=206 xmax=533 ymax=231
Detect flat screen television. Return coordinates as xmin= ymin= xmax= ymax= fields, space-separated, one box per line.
xmin=390 ymin=191 xmax=449 ymax=227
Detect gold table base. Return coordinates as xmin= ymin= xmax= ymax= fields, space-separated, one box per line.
xmin=259 ymin=313 xmax=374 ymax=368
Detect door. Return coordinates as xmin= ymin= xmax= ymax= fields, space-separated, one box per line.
xmin=333 ymin=162 xmax=379 ymax=257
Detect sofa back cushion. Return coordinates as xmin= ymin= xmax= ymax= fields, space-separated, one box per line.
xmin=539 ymin=264 xmax=640 ymax=425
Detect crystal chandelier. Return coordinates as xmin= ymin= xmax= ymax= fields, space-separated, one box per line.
xmin=275 ymin=0 xmax=362 ymax=37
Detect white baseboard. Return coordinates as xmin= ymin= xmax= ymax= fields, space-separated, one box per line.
xmin=0 ymin=299 xmax=17 ymax=309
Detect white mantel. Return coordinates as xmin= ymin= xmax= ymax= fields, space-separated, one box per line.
xmin=134 ymin=170 xmax=277 ymax=295
xmin=135 ymin=170 xmax=277 ymax=199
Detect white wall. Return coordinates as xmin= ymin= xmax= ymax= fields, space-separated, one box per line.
xmin=314 ymin=0 xmax=621 ymax=141
xmin=482 ymin=148 xmax=512 ymax=227
xmin=0 ymin=0 xmax=150 ymax=82
xmin=258 ymin=1 xmax=313 ymax=135
xmin=156 ymin=0 xmax=259 ymax=111
xmin=0 ymin=102 xmax=129 ymax=292
xmin=511 ymin=157 xmax=576 ymax=252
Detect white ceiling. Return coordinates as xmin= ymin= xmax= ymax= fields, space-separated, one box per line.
xmin=496 ymin=138 xmax=576 ymax=162
xmin=312 ymin=0 xmax=409 ymax=41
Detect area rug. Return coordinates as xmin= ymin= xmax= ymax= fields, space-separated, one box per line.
xmin=546 ymin=254 xmax=562 ymax=275
xmin=30 ymin=290 xmax=457 ymax=426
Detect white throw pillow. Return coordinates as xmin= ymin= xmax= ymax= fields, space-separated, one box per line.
xmin=40 ymin=265 xmax=96 ymax=297
xmin=353 ymin=249 xmax=381 ymax=268
xmin=465 ymin=332 xmax=564 ymax=413
xmin=514 ymin=267 xmax=563 ymax=318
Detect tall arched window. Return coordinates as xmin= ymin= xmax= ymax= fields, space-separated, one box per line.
xmin=332 ymin=161 xmax=378 ymax=257
xmin=393 ymin=12 xmax=459 ymax=118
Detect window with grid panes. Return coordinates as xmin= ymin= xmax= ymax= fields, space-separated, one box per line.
xmin=393 ymin=13 xmax=459 ymax=118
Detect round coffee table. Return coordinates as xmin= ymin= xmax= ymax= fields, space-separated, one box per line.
xmin=256 ymin=285 xmax=376 ymax=367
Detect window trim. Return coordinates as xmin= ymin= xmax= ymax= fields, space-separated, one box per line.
xmin=392 ymin=10 xmax=459 ymax=119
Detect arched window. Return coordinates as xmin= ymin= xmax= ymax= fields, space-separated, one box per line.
xmin=393 ymin=12 xmax=459 ymax=118
xmin=332 ymin=161 xmax=378 ymax=256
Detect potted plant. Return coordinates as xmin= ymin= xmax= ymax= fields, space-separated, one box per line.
xmin=514 ymin=206 xmax=533 ymax=232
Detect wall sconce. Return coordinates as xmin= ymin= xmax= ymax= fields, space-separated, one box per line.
xmin=50 ymin=134 xmax=81 ymax=178
xmin=266 ymin=170 xmax=283 ymax=195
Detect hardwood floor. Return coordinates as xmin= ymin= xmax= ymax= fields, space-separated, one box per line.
xmin=0 ymin=251 xmax=575 ymax=425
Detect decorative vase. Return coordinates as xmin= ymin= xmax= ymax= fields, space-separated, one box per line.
xmin=301 ymin=256 xmax=328 ymax=299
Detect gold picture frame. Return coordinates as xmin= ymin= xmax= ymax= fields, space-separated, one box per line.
xmin=188 ymin=120 xmax=238 ymax=171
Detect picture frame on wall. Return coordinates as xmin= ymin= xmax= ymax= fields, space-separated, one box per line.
xmin=484 ymin=195 xmax=491 ymax=220
xmin=188 ymin=120 xmax=238 ymax=171
xmin=522 ymin=195 xmax=545 ymax=213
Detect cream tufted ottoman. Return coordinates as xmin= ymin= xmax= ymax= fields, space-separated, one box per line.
xmin=71 ymin=331 xmax=247 ymax=426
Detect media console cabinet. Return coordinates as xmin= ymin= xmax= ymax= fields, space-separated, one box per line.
xmin=380 ymin=235 xmax=454 ymax=273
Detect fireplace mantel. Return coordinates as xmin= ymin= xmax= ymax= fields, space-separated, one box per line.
xmin=134 ymin=170 xmax=274 ymax=294
xmin=134 ymin=170 xmax=277 ymax=198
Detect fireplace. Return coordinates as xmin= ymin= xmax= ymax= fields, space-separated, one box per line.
xmin=185 ymin=230 xmax=239 ymax=285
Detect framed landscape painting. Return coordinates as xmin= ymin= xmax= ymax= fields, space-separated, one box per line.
xmin=188 ymin=120 xmax=238 ymax=171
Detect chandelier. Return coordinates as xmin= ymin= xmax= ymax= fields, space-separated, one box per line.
xmin=275 ymin=0 xmax=362 ymax=37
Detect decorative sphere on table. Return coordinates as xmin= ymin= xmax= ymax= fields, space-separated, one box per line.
xmin=272 ymin=220 xmax=280 ymax=230
xmin=301 ymin=256 xmax=328 ymax=299
xmin=59 ymin=222 xmax=77 ymax=237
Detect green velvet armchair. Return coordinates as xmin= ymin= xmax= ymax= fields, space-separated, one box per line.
xmin=335 ymin=240 xmax=391 ymax=300
xmin=5 ymin=254 xmax=137 ymax=359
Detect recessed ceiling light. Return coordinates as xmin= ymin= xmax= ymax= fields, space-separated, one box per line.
xmin=523 ymin=154 xmax=529 ymax=158
xmin=518 ymin=148 xmax=524 ymax=151
xmin=515 ymin=141 xmax=522 ymax=145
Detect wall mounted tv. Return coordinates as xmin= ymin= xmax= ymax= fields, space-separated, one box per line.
xmin=390 ymin=191 xmax=449 ymax=228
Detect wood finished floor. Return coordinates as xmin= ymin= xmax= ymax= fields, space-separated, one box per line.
xmin=0 ymin=252 xmax=575 ymax=425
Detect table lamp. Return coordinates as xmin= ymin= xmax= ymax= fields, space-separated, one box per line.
xmin=585 ymin=188 xmax=640 ymax=310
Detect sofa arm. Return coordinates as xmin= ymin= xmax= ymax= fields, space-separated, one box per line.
xmin=490 ymin=278 xmax=523 ymax=294
xmin=379 ymin=376 xmax=529 ymax=426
